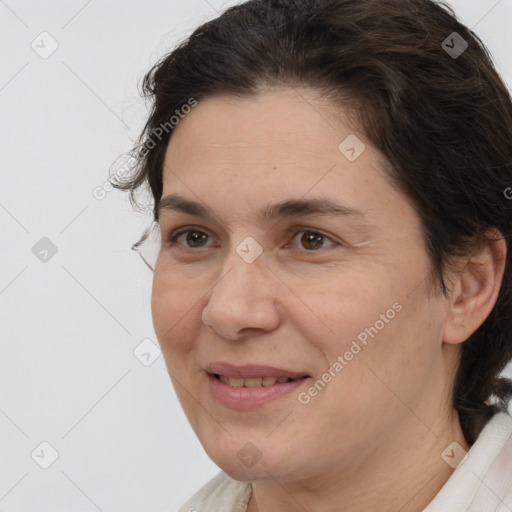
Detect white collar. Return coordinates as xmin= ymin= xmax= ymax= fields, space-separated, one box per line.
xmin=423 ymin=411 xmax=512 ymax=511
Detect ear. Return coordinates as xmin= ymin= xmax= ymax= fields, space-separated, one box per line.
xmin=443 ymin=230 xmax=507 ymax=345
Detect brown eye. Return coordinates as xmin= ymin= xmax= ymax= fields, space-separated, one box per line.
xmin=168 ymin=228 xmax=212 ymax=248
xmin=296 ymin=230 xmax=336 ymax=251
xmin=299 ymin=230 xmax=329 ymax=250
xmin=184 ymin=230 xmax=208 ymax=247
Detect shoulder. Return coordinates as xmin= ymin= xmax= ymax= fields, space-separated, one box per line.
xmin=178 ymin=471 xmax=252 ymax=512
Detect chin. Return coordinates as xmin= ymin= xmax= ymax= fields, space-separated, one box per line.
xmin=201 ymin=436 xmax=283 ymax=481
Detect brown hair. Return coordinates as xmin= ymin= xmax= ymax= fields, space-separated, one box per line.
xmin=112 ymin=0 xmax=512 ymax=444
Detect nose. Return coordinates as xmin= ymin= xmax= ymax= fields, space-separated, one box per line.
xmin=201 ymin=251 xmax=281 ymax=340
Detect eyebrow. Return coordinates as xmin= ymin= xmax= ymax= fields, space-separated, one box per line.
xmin=156 ymin=193 xmax=368 ymax=225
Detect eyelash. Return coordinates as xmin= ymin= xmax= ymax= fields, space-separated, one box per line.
xmin=165 ymin=226 xmax=340 ymax=252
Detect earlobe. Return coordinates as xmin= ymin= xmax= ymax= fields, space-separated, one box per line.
xmin=442 ymin=231 xmax=507 ymax=345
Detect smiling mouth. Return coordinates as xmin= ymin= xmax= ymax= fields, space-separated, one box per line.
xmin=213 ymin=374 xmax=305 ymax=387
xmin=206 ymin=366 xmax=311 ymax=409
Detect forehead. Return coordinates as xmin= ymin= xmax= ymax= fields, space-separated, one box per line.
xmin=164 ymin=88 xmax=355 ymax=169
xmin=162 ymin=88 xmax=367 ymax=191
xmin=159 ymin=87 xmax=418 ymax=232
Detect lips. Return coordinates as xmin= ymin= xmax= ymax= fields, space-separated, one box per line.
xmin=205 ymin=362 xmax=310 ymax=392
xmin=206 ymin=363 xmax=311 ymax=409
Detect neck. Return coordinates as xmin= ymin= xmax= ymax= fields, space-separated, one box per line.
xmin=247 ymin=411 xmax=470 ymax=512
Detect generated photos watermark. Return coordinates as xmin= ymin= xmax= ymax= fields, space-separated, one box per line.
xmin=93 ymin=97 xmax=198 ymax=200
xmin=298 ymin=301 xmax=403 ymax=405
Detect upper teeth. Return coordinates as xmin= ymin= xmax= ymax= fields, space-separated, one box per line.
xmin=219 ymin=376 xmax=292 ymax=387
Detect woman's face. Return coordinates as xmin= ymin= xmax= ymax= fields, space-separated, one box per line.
xmin=151 ymin=87 xmax=456 ymax=482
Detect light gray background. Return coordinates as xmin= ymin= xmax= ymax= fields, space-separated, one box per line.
xmin=1 ymin=1 xmax=511 ymax=511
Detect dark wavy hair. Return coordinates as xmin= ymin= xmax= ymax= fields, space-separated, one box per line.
xmin=112 ymin=0 xmax=512 ymax=444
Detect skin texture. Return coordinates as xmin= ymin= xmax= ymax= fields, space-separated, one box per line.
xmin=150 ymin=87 xmax=506 ymax=511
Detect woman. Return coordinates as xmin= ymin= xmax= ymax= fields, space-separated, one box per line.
xmin=113 ymin=0 xmax=512 ymax=510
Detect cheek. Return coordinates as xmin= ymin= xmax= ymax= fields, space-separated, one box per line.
xmin=289 ymin=270 xmax=400 ymax=355
xmin=292 ymin=257 xmax=437 ymax=382
xmin=310 ymin=282 xmax=442 ymax=415
xmin=151 ymin=275 xmax=202 ymax=356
